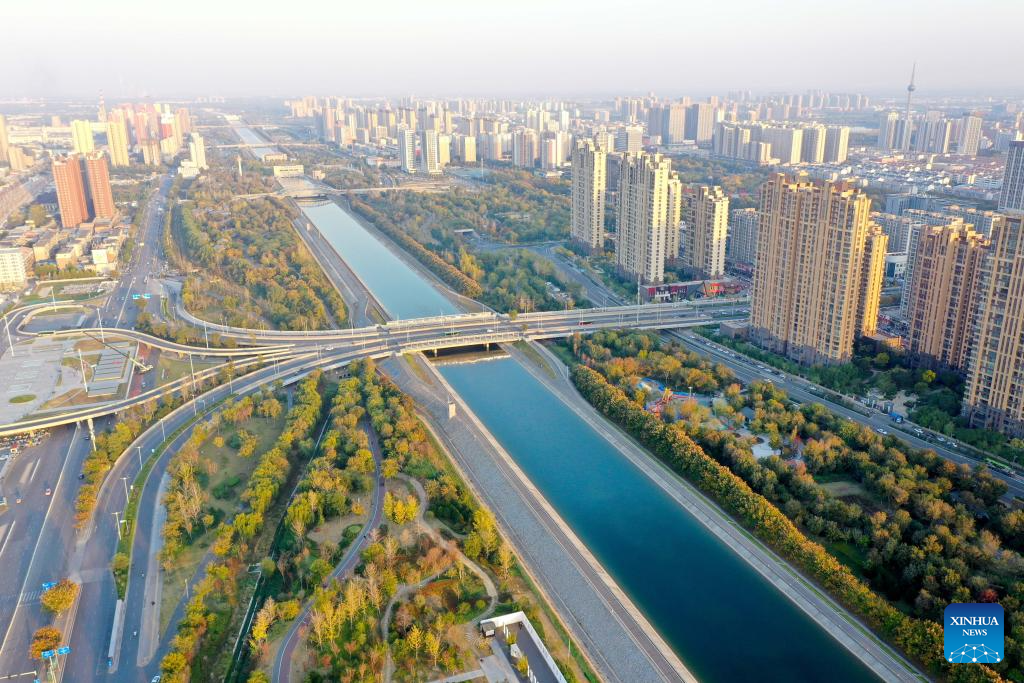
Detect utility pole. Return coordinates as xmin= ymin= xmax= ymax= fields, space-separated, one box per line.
xmin=3 ymin=314 xmax=14 ymax=358
xmin=78 ymin=348 xmax=89 ymax=393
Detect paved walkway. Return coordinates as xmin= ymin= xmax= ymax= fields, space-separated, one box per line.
xmin=382 ymin=355 xmax=692 ymax=683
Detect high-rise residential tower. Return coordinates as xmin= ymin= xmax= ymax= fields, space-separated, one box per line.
xmin=398 ymin=128 xmax=417 ymax=173
xmin=420 ymin=129 xmax=442 ymax=175
xmin=963 ymin=213 xmax=1024 ymax=435
xmin=189 ymin=133 xmax=208 ymax=170
xmin=570 ymin=138 xmax=607 ymax=252
xmin=0 ymin=114 xmax=9 ymax=165
xmin=727 ymin=208 xmax=759 ymax=265
xmin=999 ymin=140 xmax=1024 ymax=212
xmin=823 ymin=126 xmax=850 ymax=163
xmin=685 ymin=103 xmax=714 ymax=143
xmin=52 ymin=155 xmax=89 ymax=228
xmin=958 ymin=114 xmax=983 ymax=156
xmin=904 ymin=221 xmax=987 ymax=369
xmin=616 ymin=151 xmax=673 ymax=284
xmin=680 ymin=185 xmax=728 ymax=278
xmin=85 ymin=151 xmax=115 ymax=219
xmin=106 ymin=118 xmax=131 ymax=167
xmin=750 ymin=175 xmax=887 ymax=365
xmin=71 ymin=120 xmax=95 ymax=154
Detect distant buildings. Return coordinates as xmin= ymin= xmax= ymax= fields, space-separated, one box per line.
xmin=570 ymin=138 xmax=607 ymax=252
xmin=680 ymin=185 xmax=728 ymax=279
xmin=958 ymin=114 xmax=983 ymax=156
xmin=52 ymin=154 xmax=90 ymax=228
xmin=1000 ymin=140 xmax=1024 ymax=212
xmin=616 ymin=151 xmax=674 ymax=283
xmin=189 ymin=133 xmax=208 ymax=170
xmin=71 ymin=120 xmax=95 ymax=154
xmin=684 ymin=103 xmax=714 ymax=143
xmin=615 ymin=126 xmax=643 ymax=155
xmin=713 ymin=121 xmax=850 ymax=165
xmin=106 ymin=117 xmax=131 ymax=167
xmin=0 ymin=115 xmax=9 ymax=165
xmin=903 ymin=221 xmax=987 ymax=370
xmin=0 ymin=247 xmax=32 ymax=291
xmin=963 ymin=213 xmax=1024 ymax=435
xmin=750 ymin=175 xmax=887 ymax=365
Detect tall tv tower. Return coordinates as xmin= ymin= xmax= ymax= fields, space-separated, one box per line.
xmin=902 ymin=63 xmax=916 ymax=152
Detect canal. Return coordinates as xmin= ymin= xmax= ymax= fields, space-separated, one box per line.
xmin=233 ymin=123 xmax=880 ymax=682
xmin=440 ymin=357 xmax=879 ymax=683
xmin=231 ymin=125 xmax=277 ymax=159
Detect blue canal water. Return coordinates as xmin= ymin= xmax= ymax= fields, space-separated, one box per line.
xmin=232 ymin=125 xmax=277 ymax=159
xmin=440 ymin=357 xmax=880 ymax=683
xmin=298 ymin=202 xmax=460 ymax=320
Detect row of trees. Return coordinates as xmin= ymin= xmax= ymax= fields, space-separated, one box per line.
xmin=569 ymin=364 xmax=977 ymax=678
xmin=159 ymin=373 xmax=326 ymax=682
xmin=348 ymin=200 xmax=483 ymax=299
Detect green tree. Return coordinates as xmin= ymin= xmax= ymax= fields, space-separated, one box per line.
xmin=40 ymin=579 xmax=79 ymax=615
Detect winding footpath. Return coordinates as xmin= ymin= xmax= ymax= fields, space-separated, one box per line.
xmin=380 ymin=474 xmax=498 ymax=683
xmin=272 ymin=421 xmax=386 ymax=683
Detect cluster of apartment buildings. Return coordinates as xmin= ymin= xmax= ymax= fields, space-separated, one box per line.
xmin=570 ymin=138 xmax=729 ymax=285
xmin=736 ymin=141 xmax=1024 ymax=437
xmin=713 ymin=121 xmax=850 ymax=165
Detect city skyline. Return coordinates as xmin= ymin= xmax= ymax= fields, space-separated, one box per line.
xmin=2 ymin=0 xmax=1022 ymax=98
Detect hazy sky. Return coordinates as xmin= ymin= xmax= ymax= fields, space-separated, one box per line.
xmin=2 ymin=0 xmax=1021 ymax=99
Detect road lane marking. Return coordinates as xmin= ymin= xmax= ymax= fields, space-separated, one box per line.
xmin=0 ymin=424 xmax=78 ymax=660
xmin=0 ymin=522 xmax=13 ymax=559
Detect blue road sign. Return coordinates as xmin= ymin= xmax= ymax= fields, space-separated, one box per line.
xmin=41 ymin=581 xmax=56 ymax=591
xmin=131 ymin=294 xmax=140 ymax=300
xmin=56 ymin=646 xmax=70 ymax=655
xmin=142 ymin=294 xmax=152 ymax=299
xmin=40 ymin=649 xmax=54 ymax=658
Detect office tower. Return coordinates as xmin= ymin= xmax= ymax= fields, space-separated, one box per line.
xmin=71 ymin=120 xmax=95 ymax=154
xmin=189 ymin=133 xmax=208 ymax=170
xmin=85 ymin=152 xmax=115 ymax=219
xmin=963 ymin=213 xmax=1024 ymax=435
xmin=512 ymin=128 xmax=538 ymax=168
xmin=958 ymin=114 xmax=983 ymax=156
xmin=999 ymin=140 xmax=1024 ymax=212
xmin=904 ymin=221 xmax=987 ymax=369
xmin=823 ymin=126 xmax=850 ymax=163
xmin=878 ymin=112 xmax=899 ymax=150
xmin=570 ymin=139 xmax=607 ymax=251
xmin=750 ymin=175 xmax=887 ymax=365
xmin=616 ymin=126 xmax=642 ymax=154
xmin=52 ymin=155 xmax=89 ymax=228
xmin=800 ymin=125 xmax=826 ymax=164
xmin=106 ymin=118 xmax=131 ymax=167
xmin=398 ymin=128 xmax=417 ymax=173
xmin=420 ymin=129 xmax=442 ymax=175
xmin=685 ymin=103 xmax=714 ymax=143
xmin=0 ymin=114 xmax=9 ymax=165
xmin=680 ymin=185 xmax=728 ymax=278
xmin=727 ymin=208 xmax=759 ymax=265
xmin=616 ymin=152 xmax=673 ymax=283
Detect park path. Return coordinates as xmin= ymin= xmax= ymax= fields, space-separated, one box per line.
xmin=381 ymin=473 xmax=498 ymax=683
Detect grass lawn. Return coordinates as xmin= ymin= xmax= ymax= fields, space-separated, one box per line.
xmin=8 ymin=394 xmax=35 ymax=403
xmin=156 ymin=354 xmax=222 ymax=384
xmin=158 ymin=410 xmax=288 ymax=631
xmin=819 ymin=480 xmax=869 ymax=497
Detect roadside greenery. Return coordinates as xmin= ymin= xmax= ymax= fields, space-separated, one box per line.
xmin=699 ymin=328 xmax=1024 ymax=465
xmin=566 ymin=330 xmax=1021 ymax=681
xmin=160 ymin=373 xmax=326 ymax=682
xmin=168 ymin=167 xmax=346 ymax=330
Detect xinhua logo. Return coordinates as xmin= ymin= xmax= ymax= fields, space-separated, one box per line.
xmin=944 ymin=603 xmax=1003 ymax=664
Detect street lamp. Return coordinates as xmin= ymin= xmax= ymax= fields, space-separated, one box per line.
xmin=112 ymin=511 xmax=124 ymax=541
xmin=121 ymin=476 xmax=130 ymax=503
xmin=136 ymin=446 xmax=143 ymax=468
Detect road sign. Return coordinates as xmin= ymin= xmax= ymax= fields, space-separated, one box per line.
xmin=142 ymin=294 xmax=152 ymax=300
xmin=131 ymin=294 xmax=140 ymax=300
xmin=40 ymin=649 xmax=54 ymax=658
xmin=41 ymin=581 xmax=56 ymax=591
xmin=56 ymin=646 xmax=70 ymax=655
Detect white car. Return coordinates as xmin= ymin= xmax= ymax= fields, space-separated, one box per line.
xmin=875 ymin=428 xmax=888 ymax=436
